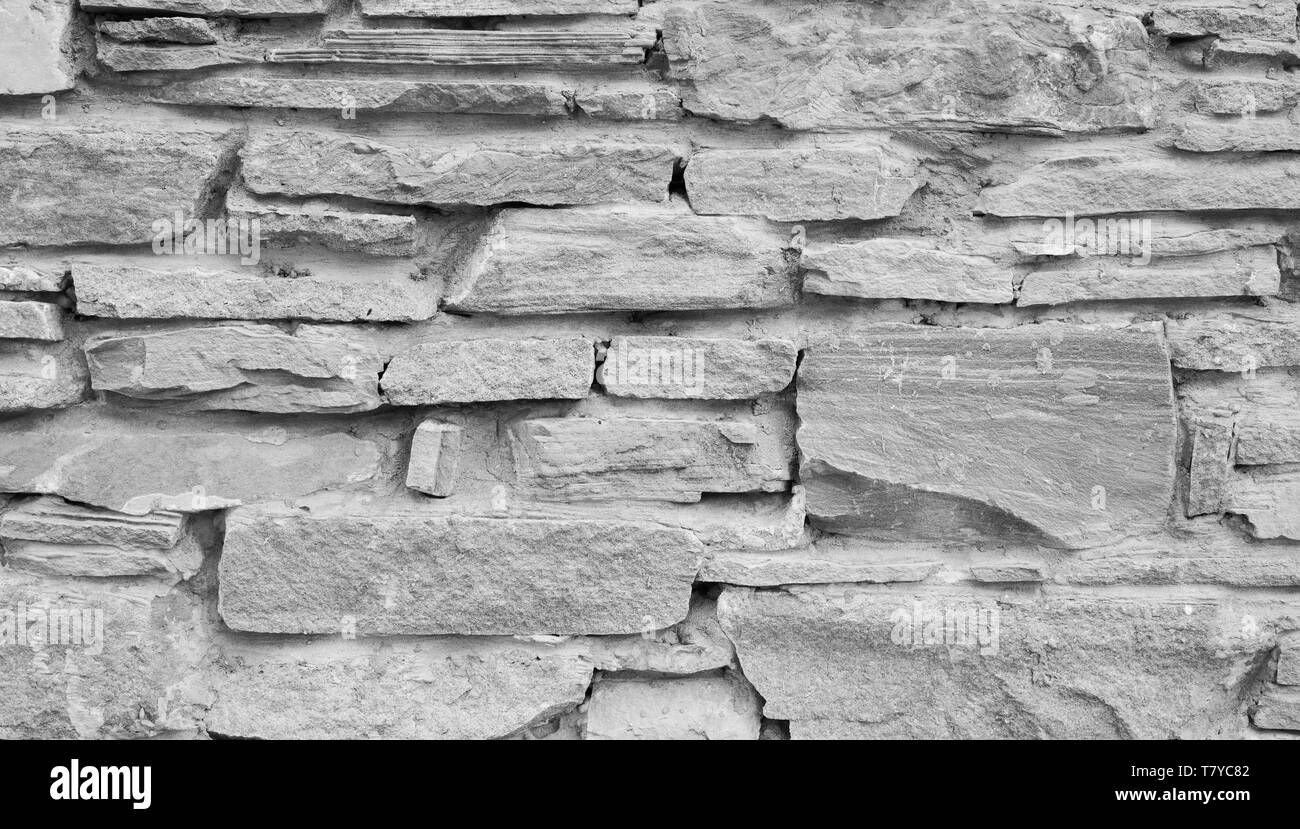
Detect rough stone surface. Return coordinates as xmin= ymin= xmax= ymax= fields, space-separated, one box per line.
xmin=803 ymin=240 xmax=1013 ymax=304
xmin=242 ymin=130 xmax=675 ymax=207
xmin=509 ymin=415 xmax=792 ymax=502
xmin=382 ymin=337 xmax=594 ymax=405
xmin=219 ymin=512 xmax=702 ymax=635
xmin=406 ymin=420 xmax=462 ymax=497
xmin=586 ymin=673 xmax=762 ymax=740
xmin=445 ymin=206 xmax=798 ymax=314
xmin=0 ymin=496 xmax=202 ymax=577
xmin=0 ymin=0 xmax=76 ymax=95
xmin=0 ymin=124 xmax=236 ymax=247
xmin=72 ymin=256 xmax=438 ymax=323
xmin=685 ymin=148 xmax=921 ymax=221
xmin=0 ymin=301 xmax=64 ymax=341
xmin=0 ymin=413 xmax=384 ymax=514
xmin=720 ymin=585 xmax=1293 ymax=738
xmin=597 ymin=337 xmax=796 ymax=400
xmin=798 ymin=324 xmax=1175 ymax=549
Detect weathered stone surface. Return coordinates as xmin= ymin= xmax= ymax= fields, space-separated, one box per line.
xmin=798 ymin=324 xmax=1175 ymax=548
xmin=1018 ymin=247 xmax=1281 ymax=305
xmin=719 ymin=585 xmax=1291 ymax=738
xmin=0 ymin=341 xmax=88 ymax=412
xmin=0 ymin=415 xmax=384 ymax=514
xmin=84 ymin=324 xmax=384 ymax=414
xmin=361 ymin=0 xmax=636 ymax=14
xmin=1253 ymin=687 xmax=1300 ymax=731
xmin=270 ymin=29 xmax=653 ymax=67
xmin=445 ymin=206 xmax=797 ymax=314
xmin=586 ymin=673 xmax=762 ymax=740
xmin=98 ymin=16 xmax=217 ymax=44
xmin=802 ymin=240 xmax=1013 ymax=304
xmin=1004 ymin=214 xmax=1286 ymax=259
xmin=0 ymin=302 xmax=63 ymax=341
xmin=72 ymin=256 xmax=438 ymax=323
xmin=0 ymin=573 xmax=211 ymax=739
xmin=1225 ymin=469 xmax=1300 ymax=541
xmin=1279 ymin=639 xmax=1300 ymax=685
xmin=139 ymin=76 xmax=570 ymax=117
xmin=205 ymin=636 xmax=592 ymax=740
xmin=1151 ymin=2 xmax=1297 ymax=40
xmin=685 ymin=148 xmax=920 ymax=221
xmin=0 ymin=496 xmax=202 ymax=578
xmin=598 ymin=336 xmax=796 ymax=400
xmin=226 ymin=188 xmax=417 ymax=257
xmin=662 ymin=0 xmax=1152 ymax=134
xmin=510 ymin=416 xmax=792 ymax=502
xmin=81 ymin=0 xmax=326 ymax=14
xmin=978 ymin=152 xmax=1300 ymax=216
xmin=219 ymin=512 xmax=702 ymax=635
xmin=242 ymin=130 xmax=674 ymax=207
xmin=1191 ymin=78 xmax=1300 ymax=115
xmin=1187 ymin=417 xmax=1234 ymax=516
xmin=0 ymin=124 xmax=236 ymax=247
xmin=0 ymin=0 xmax=75 ymax=95
xmin=0 ymin=262 xmax=67 ymax=293
xmin=968 ymin=563 xmax=1046 ymax=583
xmin=1167 ymin=305 xmax=1300 ymax=371
xmin=572 ymin=87 xmax=682 ymax=121
xmin=586 ymin=595 xmax=737 ymax=675
xmin=1174 ymin=119 xmax=1300 ymax=152
xmin=700 ymin=551 xmax=940 ymax=587
xmin=95 ymin=37 xmax=268 ymax=73
xmin=406 ymin=420 xmax=462 ymax=497
xmin=382 ymin=337 xmax=594 ymax=405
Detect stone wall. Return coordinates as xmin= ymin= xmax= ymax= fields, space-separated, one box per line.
xmin=1 ymin=0 xmax=1299 ymax=739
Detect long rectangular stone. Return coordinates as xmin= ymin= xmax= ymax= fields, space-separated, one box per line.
xmin=0 ymin=496 xmax=202 ymax=578
xmin=0 ymin=302 xmax=63 ymax=341
xmin=269 ymin=29 xmax=652 ymax=66
xmin=98 ymin=17 xmax=218 ymax=45
xmin=802 ymin=240 xmax=1013 ymax=304
xmin=978 ymin=152 xmax=1300 ymax=216
xmin=798 ymin=324 xmax=1175 ymax=549
xmin=685 ymin=148 xmax=920 ymax=221
xmin=1017 ymin=247 xmax=1281 ymax=305
xmin=226 ymin=187 xmax=417 ymax=257
xmin=509 ymin=416 xmax=792 ymax=502
xmin=0 ymin=414 xmax=384 ymax=514
xmin=71 ymin=256 xmax=437 ymax=323
xmin=80 ymin=0 xmax=327 ymax=15
xmin=143 ymin=76 xmax=569 ymax=117
xmin=0 ymin=0 xmax=76 ymax=95
xmin=361 ymin=0 xmax=637 ymax=14
xmin=242 ymin=130 xmax=674 ymax=207
xmin=382 ymin=337 xmax=594 ymax=405
xmin=586 ymin=674 xmax=762 ymax=740
xmin=0 ymin=123 xmax=236 ymax=246
xmin=1151 ymin=2 xmax=1297 ymax=40
xmin=0 ymin=262 xmax=67 ymax=292
xmin=205 ymin=637 xmax=593 ymax=740
xmin=720 ymin=585 xmax=1295 ymax=738
xmin=84 ymin=324 xmax=384 ymax=414
xmin=445 ymin=206 xmax=798 ymax=314
xmin=218 ymin=512 xmax=702 ymax=635
xmin=597 ymin=336 xmax=796 ymax=400
xmin=663 ymin=0 xmax=1151 ymax=134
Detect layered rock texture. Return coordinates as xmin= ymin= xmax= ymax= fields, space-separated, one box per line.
xmin=1 ymin=0 xmax=1298 ymax=740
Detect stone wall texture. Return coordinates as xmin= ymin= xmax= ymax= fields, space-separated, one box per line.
xmin=1 ymin=0 xmax=1299 ymax=740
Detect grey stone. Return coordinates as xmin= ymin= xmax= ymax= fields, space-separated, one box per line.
xmin=598 ymin=336 xmax=796 ymax=400
xmin=382 ymin=337 xmax=594 ymax=405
